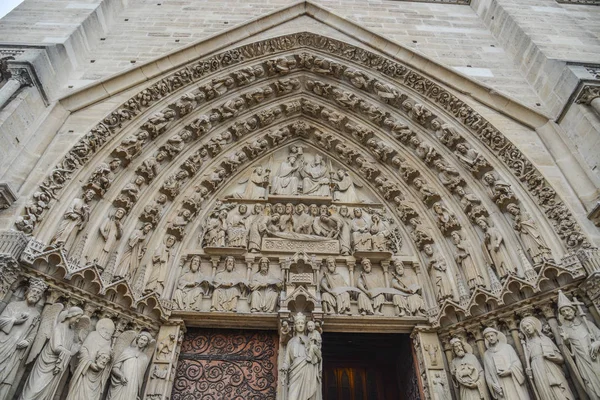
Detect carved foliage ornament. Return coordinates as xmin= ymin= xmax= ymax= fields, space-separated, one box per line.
xmin=16 ymin=32 xmax=590 ymax=254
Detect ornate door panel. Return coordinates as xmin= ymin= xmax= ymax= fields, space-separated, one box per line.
xmin=171 ymin=329 xmax=278 ymax=400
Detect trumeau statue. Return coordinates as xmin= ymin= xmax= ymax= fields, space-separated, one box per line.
xmin=96 ymin=207 xmax=125 ymax=266
xmin=390 ymin=260 xmax=426 ymax=317
xmin=50 ymin=190 xmax=95 ymax=251
xmin=281 ymin=313 xmax=322 ymax=400
xmin=482 ymin=327 xmax=530 ymax=400
xmin=145 ymin=234 xmax=176 ymax=295
xmin=0 ymin=279 xmax=47 ymax=400
xmin=520 ymin=316 xmax=575 ymax=400
xmin=320 ymin=257 xmax=353 ymax=315
xmin=65 ymin=318 xmax=115 ymax=400
xmin=20 ymin=306 xmax=90 ymax=400
xmin=357 ymin=258 xmax=386 ymax=316
xmin=115 ymin=222 xmax=152 ymax=280
xmin=449 ymin=337 xmax=489 ymax=400
xmin=106 ymin=331 xmax=156 ymax=400
xmin=210 ymin=256 xmax=246 ymax=312
xmin=557 ymin=291 xmax=600 ymax=400
xmin=249 ymin=257 xmax=282 ymax=313
xmin=173 ymin=256 xmax=205 ymax=310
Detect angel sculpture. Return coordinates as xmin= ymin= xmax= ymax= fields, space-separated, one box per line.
xmin=19 ymin=305 xmax=90 ymax=400
xmin=65 ymin=318 xmax=115 ymax=400
xmin=106 ymin=331 xmax=156 ymax=400
xmin=331 ymin=169 xmax=361 ymax=203
xmin=240 ymin=166 xmax=270 ymax=199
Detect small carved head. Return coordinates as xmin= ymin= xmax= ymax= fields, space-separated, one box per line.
xmin=115 ymin=208 xmax=126 ymax=220
xmin=295 ymin=203 xmax=305 ymax=215
xmin=293 ymin=312 xmax=306 ymax=334
xmin=422 ymin=244 xmax=434 ymax=257
xmin=136 ymin=331 xmax=153 ymax=349
xmin=238 ymin=204 xmax=248 ymax=215
xmin=393 ymin=260 xmax=404 ymax=275
xmin=325 ymin=257 xmax=336 ymax=273
xmin=165 ymin=235 xmax=176 ymax=248
xmin=190 ymin=256 xmax=201 ymax=272
xmin=519 ymin=317 xmax=541 ymax=338
xmin=95 ymin=351 xmax=111 ymax=369
xmin=259 ymin=257 xmax=269 ymax=272
xmin=559 ymin=305 xmax=576 ymax=321
xmin=450 ymin=338 xmax=465 ymax=357
xmin=225 ymin=256 xmax=235 ymax=271
xmin=361 ymin=258 xmax=372 ymax=272
xmin=142 ymin=223 xmax=153 ymax=234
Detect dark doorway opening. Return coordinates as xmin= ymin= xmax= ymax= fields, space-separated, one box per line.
xmin=322 ymin=332 xmax=419 ymax=400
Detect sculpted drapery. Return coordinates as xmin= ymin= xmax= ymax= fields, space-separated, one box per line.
xmin=450 ymin=338 xmax=489 ymax=400
xmin=520 ymin=316 xmax=574 ymax=400
xmin=282 ymin=313 xmax=322 ymax=400
xmin=19 ymin=307 xmax=86 ymax=400
xmin=106 ymin=332 xmax=154 ymax=400
xmin=482 ymin=328 xmax=530 ymax=400
xmin=0 ymin=281 xmax=46 ymax=400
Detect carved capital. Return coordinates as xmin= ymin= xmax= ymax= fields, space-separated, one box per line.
xmin=0 ymin=183 xmax=17 ymax=211
xmin=576 ymin=84 xmax=600 ymax=105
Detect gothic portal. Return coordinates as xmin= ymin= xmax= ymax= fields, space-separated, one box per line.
xmin=0 ymin=2 xmax=600 ymax=400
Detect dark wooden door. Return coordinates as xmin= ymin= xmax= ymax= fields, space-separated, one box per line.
xmin=324 ymin=364 xmax=388 ymax=400
xmin=171 ymin=328 xmax=278 ymax=400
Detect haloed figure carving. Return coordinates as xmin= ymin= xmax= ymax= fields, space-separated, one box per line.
xmin=66 ymin=318 xmax=115 ymax=400
xmin=0 ymin=279 xmax=46 ymax=400
xmin=20 ymin=307 xmax=89 ymax=400
xmin=211 ymin=256 xmax=245 ymax=312
xmin=320 ymin=257 xmax=352 ymax=315
xmin=281 ymin=313 xmax=322 ymax=400
xmin=50 ymin=190 xmax=95 ymax=251
xmin=449 ymin=337 xmax=489 ymax=400
xmin=520 ymin=316 xmax=574 ymax=400
xmin=557 ymin=291 xmax=600 ymax=400
xmin=482 ymin=327 xmax=530 ymax=400
xmin=107 ymin=332 xmax=155 ymax=400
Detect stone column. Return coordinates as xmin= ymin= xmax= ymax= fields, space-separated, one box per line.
xmin=0 ymin=67 xmax=32 ymax=109
xmin=0 ymin=231 xmax=30 ymax=310
xmin=411 ymin=327 xmax=453 ymax=400
xmin=143 ymin=321 xmax=186 ymax=400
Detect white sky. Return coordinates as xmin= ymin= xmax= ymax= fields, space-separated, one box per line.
xmin=0 ymin=0 xmax=24 ymax=20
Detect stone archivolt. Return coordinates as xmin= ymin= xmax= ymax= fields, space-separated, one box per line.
xmin=1 ymin=29 xmax=600 ymax=400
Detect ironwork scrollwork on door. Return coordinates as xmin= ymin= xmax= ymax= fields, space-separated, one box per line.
xmin=171 ymin=329 xmax=278 ymax=400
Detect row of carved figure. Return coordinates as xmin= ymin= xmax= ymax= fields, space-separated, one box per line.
xmin=202 ymin=201 xmax=401 ymax=255
xmin=0 ymin=279 xmax=159 ymax=400
xmin=240 ymin=146 xmax=362 ymax=201
xmin=173 ymin=255 xmax=426 ymax=317
xmin=447 ymin=292 xmax=600 ymax=400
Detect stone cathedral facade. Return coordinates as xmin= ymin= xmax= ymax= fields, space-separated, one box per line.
xmin=0 ymin=0 xmax=600 ymax=399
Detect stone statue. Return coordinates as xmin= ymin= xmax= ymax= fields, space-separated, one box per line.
xmin=292 ymin=204 xmax=313 ymax=234
xmin=210 ymin=256 xmax=246 ymax=312
xmin=423 ymin=244 xmax=453 ymax=301
xmin=482 ymin=327 xmax=530 ymax=400
xmin=115 ymin=222 xmax=152 ymax=280
xmin=248 ymin=203 xmax=269 ymax=252
xmin=226 ymin=204 xmax=250 ymax=248
xmin=281 ymin=313 xmax=322 ymax=400
xmin=0 ymin=279 xmax=47 ymax=400
xmin=106 ymin=331 xmax=155 ymax=400
xmin=272 ymin=153 xmax=300 ymax=195
xmin=351 ymin=208 xmax=372 ymax=251
xmin=242 ymin=166 xmax=269 ymax=199
xmin=520 ymin=316 xmax=575 ymax=400
xmin=320 ymin=257 xmax=352 ymax=315
xmin=357 ymin=258 xmax=386 ymax=316
xmin=476 ymin=218 xmax=517 ymax=281
xmin=20 ymin=306 xmax=90 ymax=400
xmin=451 ymin=231 xmax=485 ymax=290
xmin=249 ymin=257 xmax=282 ymax=313
xmin=332 ymin=169 xmax=360 ymax=203
xmin=65 ymin=318 xmax=115 ymax=400
xmin=96 ymin=207 xmax=125 ymax=266
xmin=301 ymin=154 xmax=330 ymax=196
xmin=370 ymin=214 xmax=390 ymax=251
xmin=203 ymin=210 xmax=228 ymax=247
xmin=173 ymin=256 xmax=205 ymax=310
xmin=512 ymin=209 xmax=551 ymax=265
xmin=50 ymin=190 xmax=95 ymax=251
xmin=390 ymin=260 xmax=426 ymax=317
xmin=557 ymin=291 xmax=600 ymax=400
xmin=332 ymin=206 xmax=352 ymax=256
xmin=449 ymin=337 xmax=489 ymax=400
xmin=145 ymin=234 xmax=176 ymax=296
